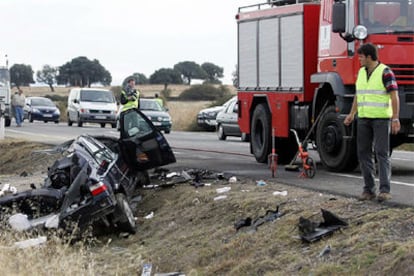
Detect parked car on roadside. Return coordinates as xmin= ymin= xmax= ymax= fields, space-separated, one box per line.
xmin=139 ymin=98 xmax=172 ymax=134
xmin=197 ymin=97 xmax=235 ymax=131
xmin=216 ymin=96 xmax=249 ymax=142
xmin=23 ymin=96 xmax=60 ymax=123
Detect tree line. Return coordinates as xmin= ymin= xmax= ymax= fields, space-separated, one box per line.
xmin=9 ymin=56 xmax=225 ymax=92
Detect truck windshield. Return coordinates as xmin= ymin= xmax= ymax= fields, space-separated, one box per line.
xmin=359 ymin=0 xmax=414 ymax=34
xmin=0 ymin=69 xmax=10 ymax=87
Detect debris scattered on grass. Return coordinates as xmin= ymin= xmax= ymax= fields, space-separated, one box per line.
xmin=298 ymin=209 xmax=348 ymax=242
xmin=216 ymin=187 xmax=231 ymax=194
xmin=213 ymin=195 xmax=228 ymax=201
xmin=14 ymin=236 xmax=47 ymax=249
xmin=273 ymin=190 xmax=288 ymax=196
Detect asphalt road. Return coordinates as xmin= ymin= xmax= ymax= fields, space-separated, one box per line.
xmin=4 ymin=121 xmax=414 ymax=206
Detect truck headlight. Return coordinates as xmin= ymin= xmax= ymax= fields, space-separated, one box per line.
xmin=353 ymin=25 xmax=368 ymax=40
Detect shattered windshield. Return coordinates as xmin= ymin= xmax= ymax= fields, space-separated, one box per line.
xmin=359 ymin=0 xmax=414 ymax=34
xmin=78 ymin=136 xmax=116 ymax=165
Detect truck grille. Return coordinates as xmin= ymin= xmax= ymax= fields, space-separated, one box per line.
xmin=388 ymin=64 xmax=414 ymax=83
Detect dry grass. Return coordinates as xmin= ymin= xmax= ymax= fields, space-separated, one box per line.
xmin=167 ymin=101 xmax=211 ymax=131
xmin=1 ymin=172 xmax=414 ymax=275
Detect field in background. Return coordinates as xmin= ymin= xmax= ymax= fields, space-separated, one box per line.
xmin=20 ymin=84 xmax=236 ymax=131
xmin=21 ymin=84 xmax=236 ymax=99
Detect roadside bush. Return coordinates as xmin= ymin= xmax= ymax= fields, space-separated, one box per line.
xmin=45 ymin=94 xmax=67 ymax=102
xmin=110 ymin=86 xmax=122 ymax=103
xmin=178 ymin=84 xmax=231 ymax=101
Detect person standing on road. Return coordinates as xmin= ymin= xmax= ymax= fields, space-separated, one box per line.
xmin=120 ymin=77 xmax=140 ymax=111
xmin=154 ymin=93 xmax=164 ymax=108
xmin=11 ymin=88 xmax=25 ymax=127
xmin=344 ymin=43 xmax=400 ymax=202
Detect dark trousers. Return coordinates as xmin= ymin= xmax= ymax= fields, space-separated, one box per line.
xmin=357 ymin=118 xmax=391 ymax=194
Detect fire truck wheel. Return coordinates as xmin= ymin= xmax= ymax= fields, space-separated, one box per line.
xmin=251 ymin=104 xmax=271 ymax=163
xmin=316 ymin=106 xmax=358 ymax=172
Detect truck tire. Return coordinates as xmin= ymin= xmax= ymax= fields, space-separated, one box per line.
xmin=114 ymin=193 xmax=136 ymax=234
xmin=251 ymin=104 xmax=271 ymax=163
xmin=316 ymin=106 xmax=358 ymax=172
xmin=5 ymin=118 xmax=11 ymax=127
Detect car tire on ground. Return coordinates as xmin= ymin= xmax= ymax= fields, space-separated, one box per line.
xmin=111 ymin=123 xmax=116 ymax=128
xmin=67 ymin=113 xmax=73 ymax=126
xmin=29 ymin=113 xmax=33 ymax=123
xmin=217 ymin=124 xmax=226 ymax=140
xmin=165 ymin=129 xmax=171 ymax=134
xmin=100 ymin=123 xmax=105 ymax=128
xmin=241 ymin=133 xmax=250 ymax=142
xmin=114 ymin=193 xmax=136 ymax=234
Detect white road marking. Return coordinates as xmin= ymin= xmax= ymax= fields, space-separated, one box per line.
xmin=329 ymin=173 xmax=414 ymax=187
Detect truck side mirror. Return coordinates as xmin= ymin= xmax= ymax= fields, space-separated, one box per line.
xmin=332 ymin=2 xmax=346 ymax=33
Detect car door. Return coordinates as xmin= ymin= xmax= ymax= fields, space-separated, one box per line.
xmin=118 ymin=108 xmax=176 ymax=170
xmin=223 ymin=99 xmax=240 ymax=136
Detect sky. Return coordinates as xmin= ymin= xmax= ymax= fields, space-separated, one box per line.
xmin=0 ymin=0 xmax=260 ymax=85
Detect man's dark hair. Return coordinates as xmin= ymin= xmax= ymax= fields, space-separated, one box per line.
xmin=357 ymin=43 xmax=378 ymax=61
xmin=127 ymin=78 xmax=135 ymax=83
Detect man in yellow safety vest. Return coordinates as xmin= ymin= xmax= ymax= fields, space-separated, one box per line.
xmin=121 ymin=77 xmax=140 ymax=111
xmin=344 ymin=43 xmax=400 ymax=202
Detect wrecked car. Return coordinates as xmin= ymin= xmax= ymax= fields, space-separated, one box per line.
xmin=0 ymin=108 xmax=176 ymax=234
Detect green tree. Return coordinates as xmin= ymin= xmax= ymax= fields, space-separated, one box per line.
xmin=56 ymin=56 xmax=112 ymax=87
xmin=149 ymin=68 xmax=183 ymax=90
xmin=132 ymin=73 xmax=148 ymax=84
xmin=201 ymin=62 xmax=223 ymax=84
xmin=10 ymin=64 xmax=35 ymax=88
xmin=36 ymin=64 xmax=58 ymax=92
xmin=173 ymin=61 xmax=207 ymax=85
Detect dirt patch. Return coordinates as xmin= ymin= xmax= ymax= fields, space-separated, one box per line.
xmin=0 ymin=139 xmax=413 ymax=275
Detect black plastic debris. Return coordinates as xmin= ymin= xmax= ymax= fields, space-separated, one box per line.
xmin=234 ymin=217 xmax=252 ymax=230
xmin=298 ymin=209 xmax=348 ymax=243
xmin=235 ymin=205 xmax=284 ymax=232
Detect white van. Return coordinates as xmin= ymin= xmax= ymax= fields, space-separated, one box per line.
xmin=67 ymin=88 xmax=118 ymax=128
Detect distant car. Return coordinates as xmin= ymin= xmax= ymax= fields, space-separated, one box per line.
xmin=197 ymin=97 xmax=235 ymax=131
xmin=139 ymin=98 xmax=172 ymax=134
xmin=24 ymin=97 xmax=60 ymax=123
xmin=216 ymin=96 xmax=249 ymax=142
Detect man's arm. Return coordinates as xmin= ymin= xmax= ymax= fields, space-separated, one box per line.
xmin=390 ymin=90 xmax=400 ymax=135
xmin=344 ymin=96 xmax=358 ymax=126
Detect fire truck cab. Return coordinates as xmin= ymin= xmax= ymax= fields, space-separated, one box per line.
xmin=237 ymin=0 xmax=414 ymax=171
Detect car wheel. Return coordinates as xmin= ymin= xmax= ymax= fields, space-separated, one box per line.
xmin=29 ymin=113 xmax=34 ymax=123
xmin=164 ymin=129 xmax=171 ymax=134
xmin=111 ymin=123 xmax=116 ymax=128
xmin=241 ymin=133 xmax=250 ymax=142
xmin=67 ymin=113 xmax=73 ymax=126
xmin=114 ymin=193 xmax=136 ymax=234
xmin=54 ymin=120 xmax=59 ymax=124
xmin=77 ymin=113 xmax=83 ymax=127
xmin=100 ymin=123 xmax=106 ymax=128
xmin=217 ymin=124 xmax=226 ymax=140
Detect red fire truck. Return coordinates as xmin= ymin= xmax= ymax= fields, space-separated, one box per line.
xmin=237 ymin=0 xmax=414 ymax=171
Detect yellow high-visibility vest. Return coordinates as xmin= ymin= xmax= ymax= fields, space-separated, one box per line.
xmin=121 ymin=89 xmax=140 ymax=111
xmin=356 ymin=63 xmax=392 ymax=118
